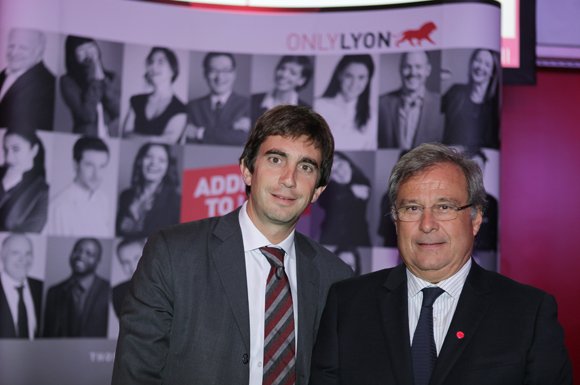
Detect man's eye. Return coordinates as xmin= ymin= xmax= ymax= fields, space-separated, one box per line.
xmin=300 ymin=164 xmax=313 ymax=172
xmin=405 ymin=206 xmax=421 ymax=212
xmin=437 ymin=205 xmax=452 ymax=211
xmin=270 ymin=157 xmax=281 ymax=164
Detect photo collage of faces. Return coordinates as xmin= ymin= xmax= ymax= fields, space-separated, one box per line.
xmin=0 ymin=28 xmax=500 ymax=339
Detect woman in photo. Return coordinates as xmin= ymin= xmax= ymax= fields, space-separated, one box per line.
xmin=251 ymin=55 xmax=313 ymax=124
xmin=122 ymin=47 xmax=187 ymax=143
xmin=314 ymin=55 xmax=377 ymax=150
xmin=116 ymin=143 xmax=181 ymax=237
xmin=60 ymin=36 xmax=121 ymax=137
xmin=318 ymin=152 xmax=371 ymax=247
xmin=0 ymin=130 xmax=49 ymax=232
xmin=442 ymin=48 xmax=501 ymax=149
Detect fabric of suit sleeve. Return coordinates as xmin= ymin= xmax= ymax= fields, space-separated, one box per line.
xmin=309 ymin=282 xmax=341 ymax=385
xmin=525 ymin=293 xmax=573 ymax=384
xmin=112 ymin=229 xmax=175 ymax=385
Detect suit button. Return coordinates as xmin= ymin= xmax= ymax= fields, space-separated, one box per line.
xmin=242 ymin=354 xmax=249 ymax=364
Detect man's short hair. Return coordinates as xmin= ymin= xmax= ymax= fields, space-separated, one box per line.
xmin=400 ymin=50 xmax=432 ymax=68
xmin=203 ymin=52 xmax=236 ymax=72
xmin=73 ymin=136 xmax=109 ymax=163
xmin=72 ymin=238 xmax=103 ymax=260
xmin=116 ymin=237 xmax=146 ymax=257
xmin=388 ymin=143 xmax=487 ymax=218
xmin=239 ymin=105 xmax=334 ymax=194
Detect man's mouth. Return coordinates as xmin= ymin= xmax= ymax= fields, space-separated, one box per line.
xmin=272 ymin=194 xmax=295 ymax=201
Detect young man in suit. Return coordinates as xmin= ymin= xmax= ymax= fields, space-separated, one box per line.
xmin=112 ymin=105 xmax=353 ymax=384
xmin=310 ymin=143 xmax=572 ymax=384
xmin=0 ymin=28 xmax=55 ymax=131
xmin=0 ymin=234 xmax=43 ymax=339
xmin=185 ymin=52 xmax=251 ymax=145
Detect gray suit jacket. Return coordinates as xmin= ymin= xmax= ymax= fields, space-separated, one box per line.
xmin=378 ymin=88 xmax=444 ymax=149
xmin=112 ymin=207 xmax=353 ymax=384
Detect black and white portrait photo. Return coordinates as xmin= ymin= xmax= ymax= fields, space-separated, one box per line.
xmin=116 ymin=140 xmax=182 ymax=238
xmin=250 ymin=55 xmax=314 ymax=126
xmin=0 ymin=28 xmax=57 ymax=132
xmin=314 ymin=54 xmax=378 ymax=151
xmin=110 ymin=236 xmax=145 ymax=319
xmin=43 ymin=236 xmax=112 ymax=338
xmin=377 ymin=50 xmax=443 ymax=149
xmin=0 ymin=129 xmax=51 ymax=233
xmin=120 ymin=45 xmax=188 ymax=144
xmin=0 ymin=233 xmax=46 ymax=339
xmin=314 ymin=151 xmax=375 ymax=247
xmin=54 ymin=35 xmax=122 ymax=137
xmin=441 ymin=48 xmax=501 ymax=149
xmin=47 ymin=133 xmax=119 ymax=238
xmin=184 ymin=51 xmax=251 ymax=146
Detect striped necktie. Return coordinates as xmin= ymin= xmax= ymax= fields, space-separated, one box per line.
xmin=260 ymin=246 xmax=296 ymax=385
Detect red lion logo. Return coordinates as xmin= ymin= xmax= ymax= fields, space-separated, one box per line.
xmin=395 ymin=22 xmax=437 ymax=47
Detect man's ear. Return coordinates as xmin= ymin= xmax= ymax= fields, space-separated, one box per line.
xmin=472 ymin=210 xmax=483 ymax=236
xmin=240 ymin=160 xmax=252 ymax=187
xmin=310 ymin=185 xmax=326 ymax=203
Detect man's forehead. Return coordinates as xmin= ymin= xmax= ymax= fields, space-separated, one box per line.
xmin=9 ymin=29 xmax=39 ymax=46
xmin=261 ymin=135 xmax=321 ymax=157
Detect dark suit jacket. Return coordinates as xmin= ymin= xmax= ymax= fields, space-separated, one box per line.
xmin=112 ymin=280 xmax=130 ymax=318
xmin=378 ymin=88 xmax=444 ymax=149
xmin=0 ymin=61 xmax=55 ymax=131
xmin=310 ymin=261 xmax=572 ymax=385
xmin=43 ymin=275 xmax=110 ymax=338
xmin=186 ymin=92 xmax=250 ymax=145
xmin=112 ymin=207 xmax=353 ymax=384
xmin=0 ymin=276 xmax=43 ymax=338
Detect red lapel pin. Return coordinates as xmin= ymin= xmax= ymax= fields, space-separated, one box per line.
xmin=456 ymin=331 xmax=465 ymax=339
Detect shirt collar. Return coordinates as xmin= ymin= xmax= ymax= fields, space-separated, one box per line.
xmin=210 ymin=91 xmax=232 ymax=109
xmin=238 ymin=201 xmax=295 ymax=256
xmin=407 ymin=258 xmax=472 ymax=299
xmin=1 ymin=271 xmax=27 ymax=288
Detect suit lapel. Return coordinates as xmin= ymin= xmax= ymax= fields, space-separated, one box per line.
xmin=379 ymin=264 xmax=415 ymax=384
xmin=210 ymin=209 xmax=251 ymax=352
xmin=294 ymin=233 xmax=320 ymax=377
xmin=430 ymin=262 xmax=492 ymax=385
xmin=0 ymin=277 xmax=17 ymax=337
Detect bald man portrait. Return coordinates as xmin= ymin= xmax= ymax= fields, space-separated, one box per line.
xmin=310 ymin=143 xmax=572 ymax=384
xmin=378 ymin=51 xmax=444 ymax=149
xmin=0 ymin=234 xmax=43 ymax=339
xmin=0 ymin=28 xmax=55 ymax=132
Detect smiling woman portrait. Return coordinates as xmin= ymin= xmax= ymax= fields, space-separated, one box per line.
xmin=442 ymin=48 xmax=501 ymax=149
xmin=115 ymin=142 xmax=181 ymax=237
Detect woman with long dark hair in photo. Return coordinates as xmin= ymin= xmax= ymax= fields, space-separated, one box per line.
xmin=116 ymin=143 xmax=180 ymax=237
xmin=123 ymin=47 xmax=187 ymax=143
xmin=61 ymin=35 xmax=121 ymax=137
xmin=314 ymin=55 xmax=377 ymax=150
xmin=442 ymin=48 xmax=501 ymax=149
xmin=0 ymin=129 xmax=48 ymax=232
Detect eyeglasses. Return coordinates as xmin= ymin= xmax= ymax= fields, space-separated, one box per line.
xmin=392 ymin=204 xmax=473 ymax=222
xmin=207 ymin=68 xmax=234 ymax=76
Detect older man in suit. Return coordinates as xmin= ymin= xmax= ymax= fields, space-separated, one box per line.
xmin=185 ymin=52 xmax=251 ymax=145
xmin=0 ymin=28 xmax=55 ymax=131
xmin=310 ymin=143 xmax=572 ymax=384
xmin=0 ymin=234 xmax=43 ymax=339
xmin=112 ymin=105 xmax=353 ymax=384
xmin=378 ymin=51 xmax=443 ymax=149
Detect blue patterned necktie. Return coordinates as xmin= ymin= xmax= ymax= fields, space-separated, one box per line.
xmin=412 ymin=287 xmax=445 ymax=385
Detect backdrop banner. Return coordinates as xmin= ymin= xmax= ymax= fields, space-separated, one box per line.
xmin=0 ymin=0 xmax=500 ymax=383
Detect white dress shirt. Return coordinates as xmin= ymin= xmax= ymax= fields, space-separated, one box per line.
xmin=238 ymin=201 xmax=298 ymax=385
xmin=407 ymin=258 xmax=472 ymax=355
xmin=1 ymin=272 xmax=37 ymax=339
xmin=210 ymin=91 xmax=232 ymax=110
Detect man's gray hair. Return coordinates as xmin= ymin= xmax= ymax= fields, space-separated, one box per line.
xmin=388 ymin=143 xmax=487 ymax=219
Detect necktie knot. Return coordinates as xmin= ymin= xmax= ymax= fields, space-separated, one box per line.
xmin=16 ymin=285 xmax=24 ymax=296
xmin=421 ymin=287 xmax=445 ymax=307
xmin=260 ymin=246 xmax=285 ymax=268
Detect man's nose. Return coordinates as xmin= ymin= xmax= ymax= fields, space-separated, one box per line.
xmin=419 ymin=208 xmax=439 ymax=233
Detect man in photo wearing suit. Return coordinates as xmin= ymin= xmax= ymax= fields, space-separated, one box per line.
xmin=112 ymin=105 xmax=353 ymax=384
xmin=43 ymin=238 xmax=110 ymax=337
xmin=0 ymin=28 xmax=55 ymax=131
xmin=0 ymin=234 xmax=42 ymax=339
xmin=378 ymin=51 xmax=444 ymax=149
xmin=310 ymin=143 xmax=572 ymax=384
xmin=111 ymin=237 xmax=145 ymax=318
xmin=185 ymin=52 xmax=251 ymax=145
